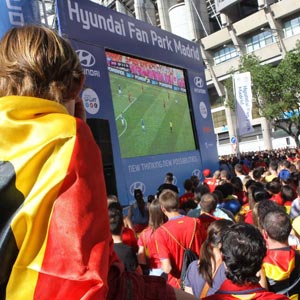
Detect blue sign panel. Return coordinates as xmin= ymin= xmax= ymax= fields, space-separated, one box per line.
xmin=230 ymin=136 xmax=237 ymax=144
xmin=57 ymin=0 xmax=219 ymax=205
xmin=0 ymin=0 xmax=40 ymax=40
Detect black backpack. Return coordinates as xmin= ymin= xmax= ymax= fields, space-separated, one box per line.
xmin=180 ymin=247 xmax=198 ymax=289
xmin=161 ymin=218 xmax=198 ymax=290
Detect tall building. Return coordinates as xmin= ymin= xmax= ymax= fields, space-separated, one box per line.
xmin=42 ymin=0 xmax=300 ymax=154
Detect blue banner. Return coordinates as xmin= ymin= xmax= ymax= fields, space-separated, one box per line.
xmin=0 ymin=0 xmax=40 ymax=40
xmin=57 ymin=0 xmax=219 ymax=205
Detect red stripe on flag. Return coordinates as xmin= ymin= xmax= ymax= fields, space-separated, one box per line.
xmin=34 ymin=119 xmax=115 ymax=300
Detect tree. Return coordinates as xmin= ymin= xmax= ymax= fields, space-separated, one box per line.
xmin=228 ymin=42 xmax=300 ymax=147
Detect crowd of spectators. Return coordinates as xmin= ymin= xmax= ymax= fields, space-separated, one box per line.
xmin=108 ymin=147 xmax=300 ymax=299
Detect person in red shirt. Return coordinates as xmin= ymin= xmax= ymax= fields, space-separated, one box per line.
xmin=155 ymin=190 xmax=206 ymax=288
xmin=281 ymin=185 xmax=296 ymax=215
xmin=138 ymin=198 xmax=167 ymax=276
xmin=203 ymin=170 xmax=220 ymax=193
xmin=244 ymin=183 xmax=271 ymax=224
xmin=198 ymin=193 xmax=220 ymax=231
xmin=203 ymin=223 xmax=289 ymax=300
xmin=178 ymin=179 xmax=195 ymax=209
xmin=266 ymin=180 xmax=284 ymax=205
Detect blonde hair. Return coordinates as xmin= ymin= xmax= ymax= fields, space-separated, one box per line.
xmin=0 ymin=25 xmax=83 ymax=103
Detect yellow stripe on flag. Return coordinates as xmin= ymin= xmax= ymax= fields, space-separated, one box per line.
xmin=0 ymin=96 xmax=76 ymax=299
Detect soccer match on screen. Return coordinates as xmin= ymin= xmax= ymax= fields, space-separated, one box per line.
xmin=106 ymin=51 xmax=197 ymax=159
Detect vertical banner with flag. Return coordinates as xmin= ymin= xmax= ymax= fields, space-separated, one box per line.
xmin=0 ymin=0 xmax=40 ymax=40
xmin=233 ymin=72 xmax=254 ymax=137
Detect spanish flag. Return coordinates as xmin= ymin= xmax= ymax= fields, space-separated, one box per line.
xmin=0 ymin=96 xmax=118 ymax=299
xmin=263 ymin=247 xmax=295 ymax=282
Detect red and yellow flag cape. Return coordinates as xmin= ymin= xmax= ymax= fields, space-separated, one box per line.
xmin=263 ymin=247 xmax=295 ymax=281
xmin=0 ymin=96 xmax=118 ymax=299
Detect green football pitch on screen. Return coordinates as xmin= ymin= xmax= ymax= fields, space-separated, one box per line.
xmin=108 ymin=64 xmax=196 ymax=158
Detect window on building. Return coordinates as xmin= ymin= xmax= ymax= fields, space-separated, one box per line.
xmin=212 ymin=109 xmax=226 ymax=128
xmin=283 ymin=16 xmax=300 ymax=38
xmin=209 ymin=88 xmax=224 ymax=109
xmin=213 ymin=45 xmax=239 ymax=65
xmin=246 ymin=31 xmax=276 ymax=53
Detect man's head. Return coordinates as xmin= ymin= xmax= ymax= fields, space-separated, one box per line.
xmin=194 ymin=184 xmax=210 ymax=203
xmin=215 ymin=182 xmax=233 ymax=198
xmin=268 ymin=160 xmax=278 ymax=173
xmin=159 ymin=189 xmax=178 ymax=213
xmin=183 ymin=179 xmax=193 ymax=192
xmin=200 ymin=193 xmax=217 ymax=214
xmin=165 ymin=172 xmax=174 ymax=183
xmin=254 ymin=199 xmax=284 ymax=230
xmin=108 ymin=202 xmax=123 ymax=236
xmin=234 ymin=163 xmax=243 ymax=174
xmin=281 ymin=185 xmax=296 ymax=202
xmin=221 ymin=223 xmax=266 ymax=285
xmin=134 ymin=189 xmax=143 ymax=200
xmin=261 ymin=209 xmax=291 ymax=243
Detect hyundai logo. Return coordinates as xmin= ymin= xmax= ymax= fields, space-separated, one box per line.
xmin=192 ymin=169 xmax=201 ymax=179
xmin=130 ymin=181 xmax=146 ymax=196
xmin=76 ymin=49 xmax=96 ymax=67
xmin=194 ymin=76 xmax=204 ymax=88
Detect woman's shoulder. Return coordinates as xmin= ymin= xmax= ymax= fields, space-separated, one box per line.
xmin=186 ymin=259 xmax=200 ymax=276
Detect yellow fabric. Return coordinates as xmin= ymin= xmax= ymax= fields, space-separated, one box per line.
xmin=263 ymin=257 xmax=295 ymax=281
xmin=292 ymin=216 xmax=300 ymax=236
xmin=0 ymin=96 xmax=76 ymax=299
xmin=231 ymin=294 xmax=257 ymax=299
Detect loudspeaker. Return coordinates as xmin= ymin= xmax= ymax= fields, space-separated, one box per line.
xmin=87 ymin=118 xmax=117 ymax=196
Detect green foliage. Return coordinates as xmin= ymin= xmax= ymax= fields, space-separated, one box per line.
xmin=228 ymin=42 xmax=300 ymax=146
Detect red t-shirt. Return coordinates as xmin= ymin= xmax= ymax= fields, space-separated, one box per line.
xmin=270 ymin=193 xmax=284 ymax=206
xmin=155 ymin=215 xmax=206 ymax=288
xmin=138 ymin=226 xmax=161 ymax=269
xmin=178 ymin=192 xmax=195 ymax=208
xmin=204 ymin=178 xmax=218 ymax=192
xmin=244 ymin=210 xmax=253 ymax=224
xmin=122 ymin=227 xmax=138 ymax=253
xmin=198 ymin=213 xmax=220 ymax=232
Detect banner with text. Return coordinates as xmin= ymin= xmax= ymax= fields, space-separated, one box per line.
xmin=0 ymin=0 xmax=40 ymax=40
xmin=233 ymin=72 xmax=254 ymax=137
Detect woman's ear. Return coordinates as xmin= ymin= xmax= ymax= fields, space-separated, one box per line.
xmin=262 ymin=229 xmax=268 ymax=240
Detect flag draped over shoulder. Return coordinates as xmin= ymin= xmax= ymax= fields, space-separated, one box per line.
xmin=0 ymin=96 xmax=118 ymax=300
xmin=263 ymin=248 xmax=295 ymax=282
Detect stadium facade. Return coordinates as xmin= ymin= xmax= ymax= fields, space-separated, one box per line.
xmin=40 ymin=0 xmax=300 ymax=155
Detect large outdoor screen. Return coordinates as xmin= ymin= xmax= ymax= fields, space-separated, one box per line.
xmin=106 ymin=50 xmax=197 ymax=158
